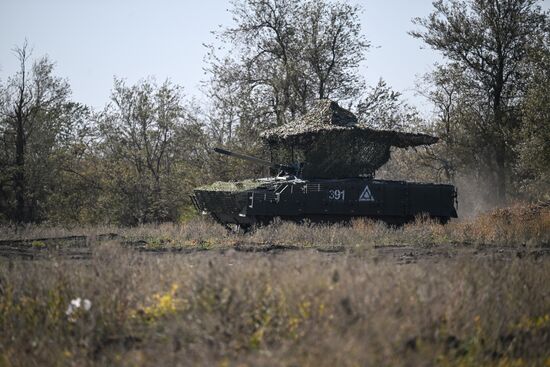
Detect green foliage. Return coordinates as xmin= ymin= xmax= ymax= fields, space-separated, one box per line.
xmin=0 ymin=42 xmax=85 ymax=223
xmin=515 ymin=32 xmax=550 ymax=200
xmin=356 ymin=79 xmax=424 ymax=131
xmin=178 ymin=205 xmax=200 ymax=223
xmin=92 ymin=78 xmax=203 ymax=224
xmin=30 ymin=240 xmax=46 ymax=248
xmin=411 ymin=0 xmax=549 ymax=204
xmin=205 ymin=0 xmax=369 ymax=147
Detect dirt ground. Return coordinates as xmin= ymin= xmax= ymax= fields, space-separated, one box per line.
xmin=1 ymin=233 xmax=548 ymax=264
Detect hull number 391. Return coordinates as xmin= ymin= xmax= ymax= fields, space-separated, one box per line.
xmin=328 ymin=189 xmax=345 ymax=201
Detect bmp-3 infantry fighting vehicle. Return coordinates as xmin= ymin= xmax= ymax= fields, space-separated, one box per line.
xmin=191 ymin=100 xmax=457 ymax=228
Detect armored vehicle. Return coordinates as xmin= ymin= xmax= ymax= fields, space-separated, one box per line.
xmin=191 ymin=100 xmax=457 ymax=228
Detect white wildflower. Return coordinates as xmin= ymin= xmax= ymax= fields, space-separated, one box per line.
xmin=66 ymin=297 xmax=92 ymax=319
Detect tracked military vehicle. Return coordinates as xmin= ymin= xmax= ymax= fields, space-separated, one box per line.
xmin=191 ymin=100 xmax=457 ymax=228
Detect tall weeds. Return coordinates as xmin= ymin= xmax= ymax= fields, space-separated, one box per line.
xmin=1 ymin=246 xmax=549 ymax=366
xmin=3 ymin=203 xmax=547 ymax=249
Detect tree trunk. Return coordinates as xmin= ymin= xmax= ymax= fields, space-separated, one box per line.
xmin=14 ymin=117 xmax=26 ymax=222
xmin=319 ymin=79 xmax=325 ymax=100
xmin=495 ymin=140 xmax=507 ymax=204
xmin=492 ymin=56 xmax=506 ymax=204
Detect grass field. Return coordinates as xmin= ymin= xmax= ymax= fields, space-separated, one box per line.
xmin=1 ymin=203 xmax=549 ymax=366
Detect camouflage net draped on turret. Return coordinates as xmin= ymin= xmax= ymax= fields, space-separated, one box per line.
xmin=261 ymin=100 xmax=438 ymax=178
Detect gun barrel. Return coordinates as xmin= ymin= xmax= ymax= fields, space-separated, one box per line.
xmin=214 ymin=147 xmax=274 ymax=167
xmin=213 ymin=147 xmax=296 ymax=174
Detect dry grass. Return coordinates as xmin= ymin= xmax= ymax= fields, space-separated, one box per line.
xmin=2 ymin=202 xmax=548 ymax=250
xmin=1 ymin=246 xmax=549 ymax=366
xmin=0 ymin=203 xmax=549 ymax=366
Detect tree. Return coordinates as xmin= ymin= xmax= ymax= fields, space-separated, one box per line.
xmin=515 ymin=29 xmax=550 ymax=199
xmin=411 ymin=0 xmax=548 ymax=204
xmin=205 ymin=0 xmax=369 ymax=147
xmin=96 ymin=78 xmax=205 ymax=224
xmin=356 ymin=79 xmax=423 ymax=132
xmin=0 ymin=41 xmax=78 ymax=222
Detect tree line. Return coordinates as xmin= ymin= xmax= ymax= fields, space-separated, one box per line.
xmin=1 ymin=0 xmax=548 ymax=224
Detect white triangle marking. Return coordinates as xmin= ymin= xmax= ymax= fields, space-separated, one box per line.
xmin=358 ymin=184 xmax=375 ymax=202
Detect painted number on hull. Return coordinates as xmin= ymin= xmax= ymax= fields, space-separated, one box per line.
xmin=328 ymin=189 xmax=345 ymax=201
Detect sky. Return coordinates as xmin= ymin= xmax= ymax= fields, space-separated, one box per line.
xmin=1 ymin=0 xmax=548 ymax=115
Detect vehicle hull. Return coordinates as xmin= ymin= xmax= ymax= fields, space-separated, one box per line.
xmin=192 ymin=178 xmax=458 ymax=227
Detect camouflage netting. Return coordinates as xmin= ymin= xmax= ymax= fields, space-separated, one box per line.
xmin=195 ymin=179 xmax=265 ymax=192
xmin=261 ymin=100 xmax=438 ymax=178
